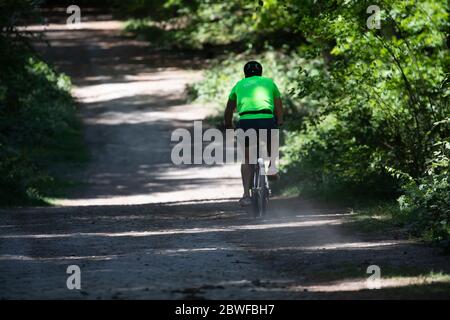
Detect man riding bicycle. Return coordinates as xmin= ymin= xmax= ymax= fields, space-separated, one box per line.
xmin=224 ymin=61 xmax=284 ymax=206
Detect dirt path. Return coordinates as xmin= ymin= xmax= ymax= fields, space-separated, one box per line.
xmin=28 ymin=15 xmax=242 ymax=206
xmin=0 ymin=14 xmax=449 ymax=299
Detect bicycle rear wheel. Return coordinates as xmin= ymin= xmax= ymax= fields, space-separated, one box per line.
xmin=251 ymin=162 xmax=269 ymax=218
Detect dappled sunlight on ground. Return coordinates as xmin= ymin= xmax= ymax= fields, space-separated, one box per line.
xmin=289 ymin=275 xmax=450 ymax=293
xmin=0 ymin=219 xmax=342 ymax=239
xmin=1 ymin=198 xmax=449 ymax=299
xmin=0 ymin=254 xmax=117 ymax=262
xmin=20 ymin=19 xmax=124 ymax=32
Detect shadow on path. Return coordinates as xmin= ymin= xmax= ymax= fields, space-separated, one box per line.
xmin=0 ymin=197 xmax=448 ymax=299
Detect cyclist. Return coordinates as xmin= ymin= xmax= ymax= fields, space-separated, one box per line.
xmin=224 ymin=61 xmax=283 ymax=206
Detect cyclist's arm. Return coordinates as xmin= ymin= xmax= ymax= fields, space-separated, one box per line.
xmin=274 ymin=98 xmax=283 ymax=126
xmin=224 ymin=99 xmax=236 ymax=129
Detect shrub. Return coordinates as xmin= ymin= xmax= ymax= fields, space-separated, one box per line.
xmin=0 ymin=1 xmax=86 ymax=205
xmin=397 ymin=138 xmax=450 ymax=243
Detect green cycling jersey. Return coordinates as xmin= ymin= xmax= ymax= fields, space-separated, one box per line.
xmin=228 ymin=76 xmax=281 ymax=120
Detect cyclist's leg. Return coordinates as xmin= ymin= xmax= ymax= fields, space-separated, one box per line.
xmin=241 ymin=146 xmax=251 ymax=198
xmin=236 ymin=120 xmax=253 ymax=205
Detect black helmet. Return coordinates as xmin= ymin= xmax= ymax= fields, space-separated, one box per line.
xmin=244 ymin=61 xmax=263 ymax=77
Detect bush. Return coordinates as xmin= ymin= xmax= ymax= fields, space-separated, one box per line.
xmin=279 ymin=113 xmax=398 ymax=197
xmin=0 ymin=52 xmax=86 ymax=205
xmin=0 ymin=1 xmax=86 ymax=205
xmin=397 ymin=138 xmax=450 ymax=243
xmin=280 ymin=0 xmax=448 ymax=187
xmin=123 ymin=0 xmax=305 ymax=50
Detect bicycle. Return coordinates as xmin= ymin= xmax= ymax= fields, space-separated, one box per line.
xmin=250 ymin=158 xmax=270 ymax=218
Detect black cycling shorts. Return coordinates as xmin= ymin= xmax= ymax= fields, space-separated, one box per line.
xmin=235 ymin=117 xmax=278 ymax=156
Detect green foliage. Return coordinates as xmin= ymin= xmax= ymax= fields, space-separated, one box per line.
xmin=123 ymin=0 xmax=304 ymax=50
xmin=280 ymin=113 xmax=398 ymax=197
xmin=397 ymin=138 xmax=450 ymax=242
xmin=273 ymin=0 xmax=449 ymax=241
xmin=114 ymin=0 xmax=183 ymax=21
xmin=285 ymin=1 xmax=447 ymax=175
xmin=0 ymin=1 xmax=87 ymax=205
xmin=124 ymin=19 xmax=194 ymax=49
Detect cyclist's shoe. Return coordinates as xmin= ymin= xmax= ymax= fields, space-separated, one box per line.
xmin=239 ymin=196 xmax=252 ymax=207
